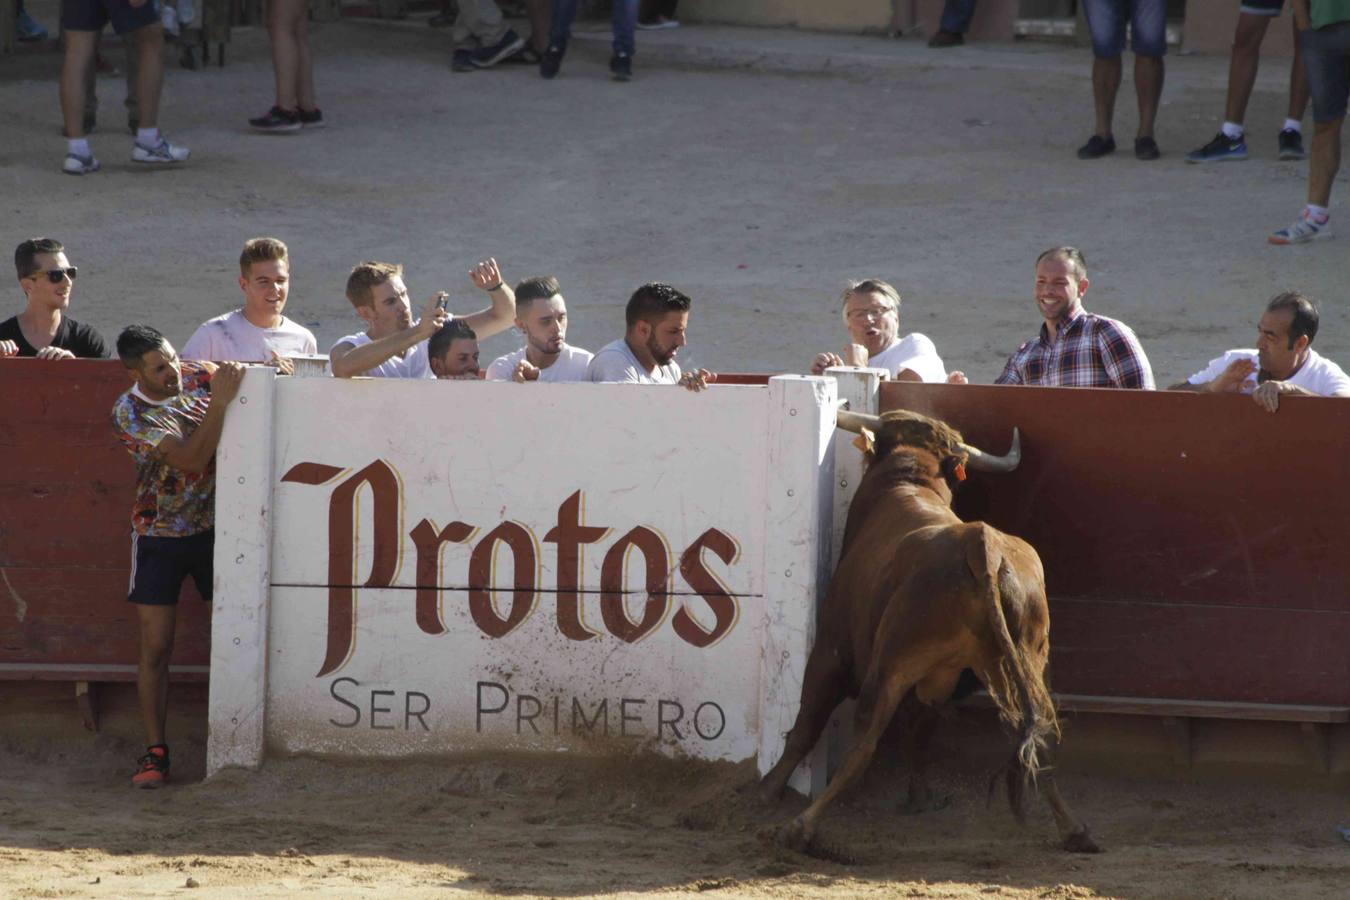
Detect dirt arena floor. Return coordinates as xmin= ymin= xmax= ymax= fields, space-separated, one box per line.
xmin=4 ymin=13 xmax=1350 ymax=899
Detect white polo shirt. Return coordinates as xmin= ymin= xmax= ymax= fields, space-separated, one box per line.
xmin=182 ymin=310 xmax=316 ymax=363
xmin=329 ymin=330 xmax=433 ymax=379
xmin=586 ymin=339 xmax=681 ymax=384
xmin=485 ymin=344 xmax=595 ymax=383
xmin=1187 ymin=348 xmax=1350 ymax=397
xmin=869 ymin=333 xmax=948 ymax=383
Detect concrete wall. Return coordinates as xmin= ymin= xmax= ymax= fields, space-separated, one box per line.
xmin=207 ymin=374 xmax=839 ymax=787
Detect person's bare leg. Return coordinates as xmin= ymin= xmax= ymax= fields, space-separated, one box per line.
xmin=1134 ymin=55 xmax=1164 ymax=139
xmin=268 ymin=0 xmax=305 ymax=109
xmin=136 ymin=604 xmax=177 ymax=746
xmin=1288 ymin=21 xmax=1310 ymax=121
xmin=61 ymin=31 xmax=99 ymax=139
xmin=133 ymin=23 xmax=165 ymax=128
xmin=527 ymin=0 xmax=550 ymax=53
xmin=1308 ymin=118 xmax=1343 ymax=208
xmin=295 ymin=9 xmax=316 ymax=109
xmin=1223 ymin=13 xmax=1270 ymax=126
xmin=1093 ymin=55 xmax=1122 ymax=138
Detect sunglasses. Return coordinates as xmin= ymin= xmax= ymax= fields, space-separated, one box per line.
xmin=28 ymin=267 xmax=78 ymax=284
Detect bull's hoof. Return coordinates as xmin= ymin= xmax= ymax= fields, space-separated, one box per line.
xmin=774 ymin=816 xmax=812 ymax=853
xmin=754 ymin=777 xmax=786 ymax=805
xmin=1062 ymin=828 xmax=1101 ymax=854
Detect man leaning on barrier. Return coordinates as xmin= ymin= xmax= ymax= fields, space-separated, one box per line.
xmin=429 ymin=319 xmax=483 ymax=380
xmin=329 ymin=257 xmax=515 ymax=378
xmin=586 ymin=282 xmax=716 ymax=391
xmin=484 ymin=275 xmax=594 ymax=383
xmin=809 ymin=278 xmax=967 ymax=384
xmin=1170 ymin=291 xmax=1350 ymax=412
xmin=996 ymin=246 xmax=1155 ymax=389
xmin=110 ymin=325 xmax=244 ymax=789
xmin=2 ymin=238 xmax=109 ymax=359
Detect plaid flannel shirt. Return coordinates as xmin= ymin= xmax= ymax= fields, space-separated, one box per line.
xmin=995 ymin=309 xmax=1154 ymax=389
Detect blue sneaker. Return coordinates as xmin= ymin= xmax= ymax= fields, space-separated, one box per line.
xmin=1186 ymin=131 xmax=1247 ymax=163
xmin=16 ymin=9 xmax=49 ymax=42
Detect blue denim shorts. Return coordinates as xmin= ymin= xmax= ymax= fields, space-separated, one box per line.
xmin=1081 ymin=0 xmax=1168 ymax=58
xmin=1301 ymin=22 xmax=1350 ymax=123
xmin=62 ymin=0 xmax=159 ymax=35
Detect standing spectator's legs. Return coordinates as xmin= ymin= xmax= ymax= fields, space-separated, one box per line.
xmin=526 ymin=0 xmax=550 ymax=53
xmin=612 ymin=0 xmax=637 ymax=56
xmin=1270 ymin=22 xmax=1348 ymax=243
xmin=1224 ymin=13 xmax=1275 ymax=129
xmin=467 ymin=1 xmax=525 ymax=69
xmin=268 ymin=0 xmax=316 ymax=112
xmin=1092 ymin=54 xmax=1123 ymax=137
xmin=84 ymin=34 xmax=142 ymax=133
xmin=1129 ymin=0 xmax=1167 ymax=150
xmin=929 ymin=0 xmax=975 ymax=47
xmin=60 ymin=30 xmax=99 ymax=141
xmin=1079 ymin=0 xmax=1127 ymax=156
xmin=136 ymin=604 xmax=177 ymax=750
xmin=548 ymin=0 xmax=578 ymax=52
xmin=132 ymin=19 xmax=165 ymax=130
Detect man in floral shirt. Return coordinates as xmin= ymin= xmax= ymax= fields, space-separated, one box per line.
xmin=111 ymin=325 xmax=244 ymax=788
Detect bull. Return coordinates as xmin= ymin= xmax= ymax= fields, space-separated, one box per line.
xmin=759 ymin=409 xmax=1097 ymax=854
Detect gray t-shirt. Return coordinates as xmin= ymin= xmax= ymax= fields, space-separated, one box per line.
xmin=585 ymin=338 xmax=681 ymax=384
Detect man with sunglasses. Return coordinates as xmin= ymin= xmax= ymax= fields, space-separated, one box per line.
xmin=809 ymin=279 xmax=963 ymax=383
xmin=2 ymin=238 xmax=109 ymax=359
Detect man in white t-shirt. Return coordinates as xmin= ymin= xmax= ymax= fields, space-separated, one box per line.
xmin=329 ymin=257 xmax=516 ymax=379
xmin=809 ymin=278 xmax=964 ymax=383
xmin=1171 ymin=290 xmax=1350 ymax=412
xmin=181 ymin=237 xmax=317 ymax=372
xmin=586 ymin=282 xmax=716 ymax=391
xmin=429 ymin=320 xmax=482 ymax=380
xmin=485 ymin=276 xmax=593 ymax=383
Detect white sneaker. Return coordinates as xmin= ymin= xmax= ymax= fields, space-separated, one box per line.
xmin=63 ymin=153 xmax=101 ymax=175
xmin=1269 ymin=210 xmax=1332 ymax=245
xmin=132 ymin=137 xmax=190 ymax=165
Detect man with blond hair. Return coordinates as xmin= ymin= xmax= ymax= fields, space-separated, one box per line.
xmin=329 ymin=257 xmax=515 ymax=378
xmin=485 ymin=275 xmax=593 ymax=383
xmin=181 ymin=238 xmax=316 ymax=371
xmin=809 ymin=279 xmax=956 ymax=383
xmin=996 ymin=246 xmax=1154 ymax=389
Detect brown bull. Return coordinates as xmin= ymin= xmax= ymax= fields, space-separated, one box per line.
xmin=759 ymin=410 xmax=1097 ymax=853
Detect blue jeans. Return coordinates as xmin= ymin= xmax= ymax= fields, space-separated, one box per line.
xmin=551 ymin=0 xmax=639 ymax=56
xmin=1300 ymin=22 xmax=1350 ymax=123
xmin=940 ymin=0 xmax=976 ymax=34
xmin=1081 ymin=0 xmax=1168 ymax=58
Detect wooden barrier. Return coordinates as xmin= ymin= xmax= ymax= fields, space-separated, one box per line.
xmin=880 ymin=382 xmax=1350 ymax=770
xmin=0 ymin=361 xmax=211 ymax=727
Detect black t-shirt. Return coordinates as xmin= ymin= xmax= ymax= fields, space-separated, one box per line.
xmin=0 ymin=315 xmax=110 ymax=358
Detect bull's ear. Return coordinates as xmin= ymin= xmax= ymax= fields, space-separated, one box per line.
xmin=852 ymin=426 xmax=875 ymax=459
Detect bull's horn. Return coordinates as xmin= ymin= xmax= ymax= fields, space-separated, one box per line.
xmin=835 ymin=408 xmax=880 ymax=434
xmin=960 ymin=428 xmax=1022 ymax=473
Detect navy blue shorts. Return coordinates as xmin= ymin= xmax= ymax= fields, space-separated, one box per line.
xmin=1239 ymin=0 xmax=1285 ymax=17
xmin=1302 ymin=22 xmax=1350 ymax=123
xmin=128 ymin=530 xmax=214 ymax=606
xmin=62 ymin=0 xmax=159 ymax=35
xmin=1081 ymin=0 xmax=1168 ymax=58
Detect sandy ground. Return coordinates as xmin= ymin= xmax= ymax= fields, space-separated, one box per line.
xmin=3 ymin=14 xmax=1349 ymax=384
xmin=4 ymin=15 xmax=1350 ymax=899
xmin=2 ymin=724 xmax=1348 ymax=900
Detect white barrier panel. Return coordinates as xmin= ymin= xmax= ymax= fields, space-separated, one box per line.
xmin=208 ymin=375 xmax=837 ymax=786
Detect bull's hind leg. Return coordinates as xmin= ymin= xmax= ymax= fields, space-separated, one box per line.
xmin=758 ymin=643 xmax=849 ymax=801
xmin=900 ymin=665 xmax=966 ymax=814
xmin=1037 ymin=738 xmax=1100 ymax=853
xmin=775 ymin=664 xmax=919 ymax=852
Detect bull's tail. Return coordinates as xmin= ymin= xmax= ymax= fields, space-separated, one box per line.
xmin=963 ymin=524 xmax=1058 ymax=824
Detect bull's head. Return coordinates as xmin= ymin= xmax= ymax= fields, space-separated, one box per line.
xmin=835 ymin=408 xmax=1021 ymax=475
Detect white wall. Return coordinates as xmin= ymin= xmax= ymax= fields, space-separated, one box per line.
xmin=207 ymin=375 xmax=838 ymax=781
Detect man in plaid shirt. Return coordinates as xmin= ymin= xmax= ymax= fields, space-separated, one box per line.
xmin=996 ymin=247 xmax=1154 ymax=389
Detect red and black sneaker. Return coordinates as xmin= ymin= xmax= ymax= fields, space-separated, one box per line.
xmin=131 ymin=745 xmax=170 ymax=789
xmin=248 ymin=106 xmax=301 ymax=134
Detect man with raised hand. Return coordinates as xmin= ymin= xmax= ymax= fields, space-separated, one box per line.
xmin=586 ymin=282 xmax=715 ymax=391
xmin=181 ymin=238 xmax=316 ymax=373
xmin=1171 ymin=291 xmax=1350 ymax=411
xmin=485 ymin=276 xmax=593 ymax=383
xmin=110 ymin=325 xmax=244 ymax=788
xmin=996 ymin=246 xmax=1154 ymax=389
xmin=809 ymin=278 xmax=961 ymax=383
xmin=329 ymin=257 xmax=515 ymax=379
xmin=2 ymin=238 xmax=108 ymax=359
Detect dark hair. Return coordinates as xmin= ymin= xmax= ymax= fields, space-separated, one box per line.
xmin=1266 ymin=290 xmax=1319 ymax=347
xmin=428 ymin=318 xmax=477 ymax=360
xmin=15 ymin=238 xmax=64 ymax=279
xmin=514 ymin=276 xmax=561 ymax=313
xmin=625 ymin=283 xmax=691 ymax=328
xmin=116 ymin=324 xmax=170 ymax=368
xmin=1035 ymin=246 xmax=1087 ymax=280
